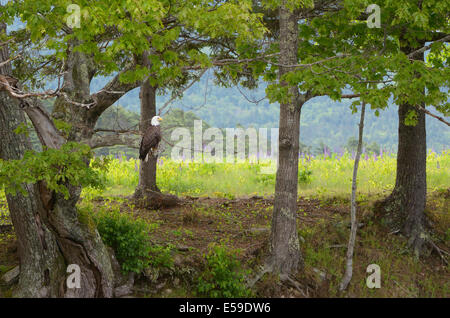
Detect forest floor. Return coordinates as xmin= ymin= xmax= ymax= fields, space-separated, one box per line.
xmin=1 ymin=189 xmax=448 ymax=298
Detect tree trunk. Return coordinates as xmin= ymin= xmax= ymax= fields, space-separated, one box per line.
xmin=340 ymin=102 xmax=366 ymax=291
xmin=0 ymin=23 xmax=65 ymax=297
xmin=379 ymin=102 xmax=427 ymax=254
xmin=2 ymin=35 xmax=139 ymax=296
xmin=266 ymin=5 xmax=303 ymax=276
xmin=133 ymin=80 xmax=180 ymax=207
xmin=132 ymin=53 xmax=180 ymax=209
xmin=135 ymin=68 xmax=160 ymax=197
xmin=377 ymin=50 xmax=427 ymax=256
xmin=47 ymin=44 xmax=116 ymax=297
xmin=48 ymin=188 xmax=115 ymax=297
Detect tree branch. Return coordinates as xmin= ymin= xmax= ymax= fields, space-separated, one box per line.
xmin=87 ymin=132 xmax=140 ymax=149
xmin=20 ymin=97 xmax=66 ymax=149
xmin=417 ymin=105 xmax=450 ymax=127
xmin=93 ymin=128 xmax=140 ymax=134
xmin=408 ymin=35 xmax=450 ymax=60
xmin=0 ymin=54 xmax=20 ymax=68
xmin=158 ymin=68 xmax=208 ymax=116
xmin=88 ymin=61 xmax=143 ymax=122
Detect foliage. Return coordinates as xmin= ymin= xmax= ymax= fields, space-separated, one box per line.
xmin=0 ymin=142 xmax=109 ymax=199
xmin=1 ymin=0 xmax=266 ymax=88
xmin=297 ymin=1 xmax=448 ymax=111
xmin=93 ymin=205 xmax=172 ymax=274
xmin=298 ymin=166 xmax=313 ymax=184
xmin=95 ymin=207 xmax=152 ymax=274
xmin=197 ymin=244 xmax=252 ymax=298
xmin=255 ymin=165 xmax=312 ymax=186
xmin=0 ymin=190 xmax=9 ymax=227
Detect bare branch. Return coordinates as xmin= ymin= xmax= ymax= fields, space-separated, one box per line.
xmin=417 ymin=105 xmax=450 ymax=127
xmin=270 ymin=53 xmax=351 ymax=69
xmin=235 ymin=84 xmax=266 ymax=104
xmin=0 ymin=38 xmax=14 ymax=47
xmin=87 ymin=132 xmax=140 ymax=149
xmin=93 ymin=128 xmax=141 ymax=134
xmin=341 ymin=93 xmax=360 ymax=99
xmin=0 ymin=74 xmax=59 ymax=99
xmin=0 ymin=54 xmax=20 ymax=68
xmin=88 ymin=61 xmax=143 ymax=121
xmin=158 ymin=68 xmax=208 ymax=116
xmin=408 ymin=35 xmax=450 ymax=60
xmin=20 ymin=97 xmax=66 ymax=149
xmin=183 ymin=53 xmax=280 ymax=71
xmin=339 ymin=92 xmax=449 ymax=126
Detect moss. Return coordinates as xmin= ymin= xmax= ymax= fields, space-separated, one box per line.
xmin=1 ymin=287 xmax=13 ymax=298
xmin=0 ymin=264 xmax=14 ymax=275
xmin=77 ymin=206 xmax=97 ymax=234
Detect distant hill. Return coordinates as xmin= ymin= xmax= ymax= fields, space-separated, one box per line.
xmin=99 ymin=72 xmax=448 ymax=153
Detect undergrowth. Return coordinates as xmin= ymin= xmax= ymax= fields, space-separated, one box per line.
xmin=197 ymin=244 xmax=253 ymax=298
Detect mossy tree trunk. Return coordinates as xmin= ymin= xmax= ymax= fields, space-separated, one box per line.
xmin=0 ymin=23 xmax=65 ymax=297
xmin=1 ymin=19 xmax=144 ymax=295
xmin=2 ymin=39 xmax=119 ymax=297
xmin=48 ymin=46 xmax=116 ymax=297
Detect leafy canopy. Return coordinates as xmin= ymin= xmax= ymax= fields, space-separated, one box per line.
xmin=1 ymin=0 xmax=266 ymax=87
xmin=236 ymin=0 xmax=449 ymax=122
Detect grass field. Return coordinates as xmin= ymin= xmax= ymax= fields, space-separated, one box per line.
xmin=83 ymin=150 xmax=450 ymax=200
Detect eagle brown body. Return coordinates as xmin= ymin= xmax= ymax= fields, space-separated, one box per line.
xmin=139 ymin=124 xmax=161 ymax=160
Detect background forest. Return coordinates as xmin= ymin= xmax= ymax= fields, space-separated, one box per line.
xmin=91 ymin=75 xmax=449 ymax=155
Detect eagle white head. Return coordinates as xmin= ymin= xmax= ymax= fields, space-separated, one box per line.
xmin=151 ymin=116 xmax=163 ymax=126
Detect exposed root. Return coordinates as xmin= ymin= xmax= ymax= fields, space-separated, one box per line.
xmin=247 ymin=263 xmax=308 ymax=297
xmin=427 ymin=239 xmax=449 ymax=265
xmin=281 ymin=274 xmax=307 ymax=297
xmin=247 ymin=265 xmax=271 ymax=288
xmin=134 ymin=189 xmax=181 ymax=209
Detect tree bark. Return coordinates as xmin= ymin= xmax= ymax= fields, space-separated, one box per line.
xmin=266 ymin=5 xmax=303 ymax=276
xmin=379 ymin=101 xmax=427 ymax=254
xmin=377 ymin=50 xmax=427 ymax=256
xmin=0 ymin=23 xmax=65 ymax=297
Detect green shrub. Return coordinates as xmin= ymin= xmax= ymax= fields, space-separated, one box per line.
xmin=255 ymin=173 xmax=275 ymax=186
xmin=255 ymin=166 xmax=312 ymax=186
xmin=148 ymin=244 xmax=174 ymax=269
xmin=94 ymin=208 xmax=172 ymax=274
xmin=197 ymin=244 xmax=252 ymax=298
xmin=298 ymin=167 xmax=313 ymax=184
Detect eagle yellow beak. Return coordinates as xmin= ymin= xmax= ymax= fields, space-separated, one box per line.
xmin=158 ymin=117 xmax=163 ymax=121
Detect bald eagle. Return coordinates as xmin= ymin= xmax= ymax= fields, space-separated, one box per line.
xmin=139 ymin=116 xmax=162 ymax=161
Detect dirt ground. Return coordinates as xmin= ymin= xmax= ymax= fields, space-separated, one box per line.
xmin=1 ymin=194 xmax=449 ymax=298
